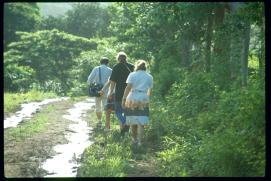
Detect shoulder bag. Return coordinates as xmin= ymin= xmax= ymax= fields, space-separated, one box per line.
xmin=88 ymin=67 xmax=104 ymax=97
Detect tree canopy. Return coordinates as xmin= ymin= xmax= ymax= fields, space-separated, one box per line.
xmin=4 ymin=3 xmax=41 ymax=50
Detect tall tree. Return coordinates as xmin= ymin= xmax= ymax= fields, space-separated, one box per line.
xmin=212 ymin=3 xmax=232 ymax=89
xmin=229 ymin=2 xmax=263 ymax=87
xmin=259 ymin=17 xmax=265 ymax=78
xmin=4 ymin=3 xmax=41 ymax=50
xmin=39 ymin=15 xmax=66 ymax=31
xmin=205 ymin=7 xmax=214 ymax=72
xmin=64 ymin=2 xmax=111 ymax=38
xmin=241 ymin=21 xmax=251 ymax=87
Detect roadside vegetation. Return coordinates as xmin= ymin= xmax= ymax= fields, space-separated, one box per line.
xmin=4 ymin=2 xmax=265 ymax=177
xmin=78 ymin=113 xmax=159 ymax=177
xmin=4 ymin=90 xmax=57 ymax=117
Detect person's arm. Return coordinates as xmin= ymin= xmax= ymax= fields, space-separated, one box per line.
xmin=122 ymin=83 xmax=132 ymax=108
xmin=147 ymin=88 xmax=152 ymax=97
xmin=98 ymin=79 xmax=110 ymax=96
xmin=147 ymin=75 xmax=153 ymax=97
xmin=87 ymin=68 xmax=97 ymax=84
xmin=107 ymin=80 xmax=116 ymax=100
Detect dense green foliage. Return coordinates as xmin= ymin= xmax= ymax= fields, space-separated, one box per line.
xmin=4 ymin=29 xmax=97 ymax=94
xmin=39 ymin=3 xmax=111 ymax=38
xmin=149 ymin=71 xmax=265 ymax=176
xmin=4 ymin=3 xmax=41 ymax=50
xmin=4 ymin=2 xmax=265 ymax=176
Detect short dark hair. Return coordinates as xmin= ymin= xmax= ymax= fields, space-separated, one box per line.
xmin=100 ymin=57 xmax=109 ymax=65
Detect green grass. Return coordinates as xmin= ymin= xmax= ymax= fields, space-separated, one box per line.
xmin=77 ymin=111 xmax=159 ymax=177
xmin=69 ymin=96 xmax=89 ymax=103
xmin=4 ymin=89 xmax=57 ymax=115
xmin=77 ymin=130 xmax=132 ymax=177
xmin=5 ymin=104 xmax=57 ymax=142
xmin=77 ymin=110 xmax=130 ymax=177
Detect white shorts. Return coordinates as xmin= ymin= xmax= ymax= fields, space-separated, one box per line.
xmin=95 ymin=96 xmax=107 ymax=112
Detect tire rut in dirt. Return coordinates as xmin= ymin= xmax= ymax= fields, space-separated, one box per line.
xmin=4 ymin=99 xmax=76 ymax=177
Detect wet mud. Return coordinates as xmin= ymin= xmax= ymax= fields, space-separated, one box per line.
xmin=4 ymin=98 xmax=95 ymax=178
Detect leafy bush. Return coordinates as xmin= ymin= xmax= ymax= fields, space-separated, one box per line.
xmin=4 ymin=61 xmax=35 ymax=92
xmin=146 ymin=97 xmax=168 ymax=145
xmin=29 ymin=80 xmax=64 ymax=95
xmin=192 ymin=79 xmax=265 ymax=176
xmin=4 ymin=29 xmax=97 ymax=94
xmin=152 ymin=61 xmax=184 ymax=97
xmin=166 ymin=71 xmax=219 ymax=119
xmin=152 ymin=71 xmax=265 ymax=176
xmin=157 ymin=136 xmax=193 ymax=176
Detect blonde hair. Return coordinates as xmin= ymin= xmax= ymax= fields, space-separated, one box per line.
xmin=135 ymin=60 xmax=147 ymax=71
xmin=116 ymin=52 xmax=127 ymax=63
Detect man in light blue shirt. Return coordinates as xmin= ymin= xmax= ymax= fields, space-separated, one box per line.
xmin=87 ymin=57 xmax=112 ymax=128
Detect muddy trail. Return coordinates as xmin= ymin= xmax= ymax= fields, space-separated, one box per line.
xmin=4 ymin=97 xmax=159 ymax=178
xmin=4 ymin=97 xmax=95 ymax=177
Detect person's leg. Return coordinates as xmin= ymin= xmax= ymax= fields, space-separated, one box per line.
xmin=137 ymin=124 xmax=144 ymax=146
xmin=95 ymin=97 xmax=102 ymax=126
xmin=96 ymin=112 xmax=102 ymax=122
xmin=131 ymin=125 xmax=138 ymax=143
xmin=122 ymin=109 xmax=130 ymax=133
xmin=101 ymin=96 xmax=108 ymax=127
xmin=105 ymin=109 xmax=111 ymax=129
xmin=115 ymin=101 xmax=126 ymax=130
xmin=123 ymin=114 xmax=130 ymax=132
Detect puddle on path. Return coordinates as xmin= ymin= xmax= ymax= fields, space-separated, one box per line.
xmin=41 ymin=98 xmax=95 ymax=177
xmin=4 ymin=97 xmax=69 ymax=129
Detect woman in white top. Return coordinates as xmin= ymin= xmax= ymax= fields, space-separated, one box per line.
xmin=122 ymin=60 xmax=153 ymax=146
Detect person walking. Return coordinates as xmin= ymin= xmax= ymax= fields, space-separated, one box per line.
xmin=121 ymin=60 xmax=153 ymax=146
xmin=107 ymin=52 xmax=134 ymax=135
xmin=99 ymin=80 xmax=115 ymax=132
xmin=87 ymin=57 xmax=112 ymax=128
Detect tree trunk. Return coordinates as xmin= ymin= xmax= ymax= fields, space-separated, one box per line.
xmin=205 ymin=10 xmax=213 ymax=72
xmin=213 ymin=3 xmax=231 ymax=89
xmin=241 ymin=22 xmax=251 ymax=87
xmin=229 ymin=20 xmax=242 ymax=81
xmin=181 ymin=36 xmax=192 ymax=67
xmin=258 ymin=17 xmax=265 ymax=78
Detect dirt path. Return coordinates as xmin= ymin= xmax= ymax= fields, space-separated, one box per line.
xmin=4 ymin=98 xmax=93 ymax=177
xmin=4 ymin=97 xmax=160 ymax=178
